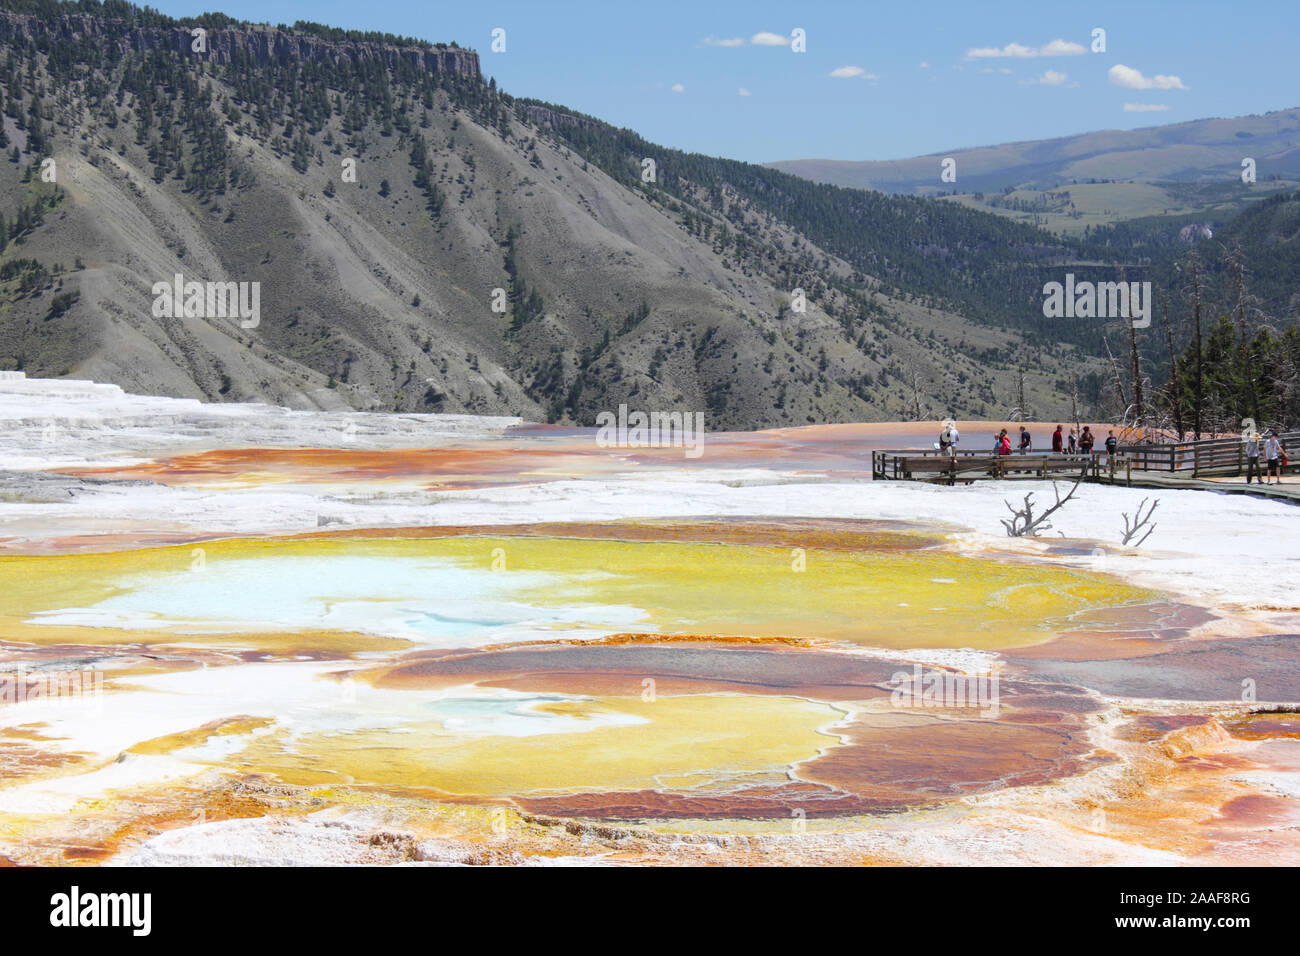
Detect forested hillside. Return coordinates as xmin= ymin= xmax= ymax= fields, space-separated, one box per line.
xmin=0 ymin=0 xmax=1291 ymax=429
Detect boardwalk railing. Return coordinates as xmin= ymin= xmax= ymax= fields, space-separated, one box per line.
xmin=871 ymin=449 xmax=1099 ymax=484
xmin=1117 ymin=431 xmax=1299 ymax=477
xmin=873 ymin=431 xmax=1298 ymax=484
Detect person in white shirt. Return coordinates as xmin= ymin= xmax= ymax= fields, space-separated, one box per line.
xmin=1264 ymin=431 xmax=1286 ymax=485
xmin=938 ymin=420 xmax=960 ymax=458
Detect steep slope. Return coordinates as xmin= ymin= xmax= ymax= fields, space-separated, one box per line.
xmin=0 ymin=3 xmax=1114 ymax=427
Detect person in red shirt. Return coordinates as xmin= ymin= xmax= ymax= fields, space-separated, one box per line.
xmin=1052 ymin=425 xmax=1064 ymax=453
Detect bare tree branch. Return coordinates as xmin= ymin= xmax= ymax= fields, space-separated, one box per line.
xmin=1001 ymin=468 xmax=1087 ymax=537
xmin=1120 ymin=497 xmax=1160 ymax=546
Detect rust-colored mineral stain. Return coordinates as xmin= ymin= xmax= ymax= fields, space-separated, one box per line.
xmin=1007 ymin=601 xmax=1218 ymax=661
xmin=1211 ymin=794 xmax=1300 ymax=829
xmin=298 ymin=517 xmax=945 ymax=552
xmin=51 ymin=419 xmax=1056 ymax=492
xmin=0 ymin=741 xmax=88 ymax=780
xmin=516 ymin=783 xmax=903 ymax=820
xmin=58 ymin=445 xmax=594 ymax=491
xmin=1116 ymin=714 xmax=1217 ymax=743
xmin=797 ymin=713 xmax=1102 ymax=800
xmin=1223 ymin=711 xmax=1300 ymax=740
xmin=367 ymin=641 xmax=910 ymax=701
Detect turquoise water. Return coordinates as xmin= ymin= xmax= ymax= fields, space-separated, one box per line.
xmin=27 ymin=555 xmax=647 ymax=645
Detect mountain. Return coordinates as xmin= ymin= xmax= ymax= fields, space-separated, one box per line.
xmin=0 ymin=1 xmax=1214 ymax=428
xmin=770 ymin=110 xmax=1300 ymax=239
xmin=771 ymin=109 xmax=1300 ymax=194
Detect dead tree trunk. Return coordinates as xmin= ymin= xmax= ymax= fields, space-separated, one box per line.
xmin=1227 ymin=244 xmax=1261 ymax=424
xmin=1190 ymin=254 xmax=1205 ymax=440
xmin=1103 ymin=337 xmax=1128 ymax=418
xmin=1160 ymin=291 xmax=1185 ymax=441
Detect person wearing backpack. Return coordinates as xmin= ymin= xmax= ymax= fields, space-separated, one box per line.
xmin=997 ymin=429 xmax=1012 ymax=456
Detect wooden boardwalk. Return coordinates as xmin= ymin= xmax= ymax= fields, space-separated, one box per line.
xmin=872 ymin=434 xmax=1300 ymax=506
xmin=1093 ymin=468 xmax=1300 ymax=504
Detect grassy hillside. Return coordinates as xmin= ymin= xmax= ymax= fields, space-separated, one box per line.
xmin=771 ymin=109 xmax=1300 ymax=239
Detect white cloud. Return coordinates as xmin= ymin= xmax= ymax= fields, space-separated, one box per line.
xmin=751 ymin=32 xmax=787 ymax=46
xmin=738 ymin=87 xmax=751 ymax=96
xmin=1028 ymin=69 xmax=1068 ymax=85
xmin=703 ymin=36 xmax=745 ymax=47
xmin=1124 ymin=102 xmax=1170 ymax=112
xmin=1040 ymin=39 xmax=1087 ymax=56
xmin=1108 ymin=64 xmax=1188 ymax=90
xmin=919 ymin=61 xmax=929 ymax=69
xmin=671 ymin=83 xmax=685 ymax=93
xmin=967 ymin=38 xmax=1086 ymax=58
xmin=969 ymin=41 xmax=1036 ymax=59
xmin=829 ymin=65 xmax=873 ymax=79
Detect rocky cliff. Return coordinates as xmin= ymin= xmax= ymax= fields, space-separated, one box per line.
xmin=0 ymin=11 xmax=480 ymax=77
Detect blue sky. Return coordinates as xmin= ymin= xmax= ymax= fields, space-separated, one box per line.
xmin=147 ymin=0 xmax=1299 ymax=163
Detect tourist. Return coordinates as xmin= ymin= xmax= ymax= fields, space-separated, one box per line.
xmin=1100 ymin=429 xmax=1118 ymax=469
xmin=998 ymin=429 xmax=1012 ymax=456
xmin=938 ymin=420 xmax=960 ymax=458
xmin=1068 ymin=428 xmax=1077 ymax=454
xmin=1052 ymin=425 xmax=1064 ymax=453
xmin=1264 ymin=430 xmax=1286 ymax=485
xmin=1018 ymin=426 xmax=1032 ymax=453
xmin=1245 ymin=430 xmax=1262 ymax=485
xmin=1079 ymin=426 xmax=1095 ymax=454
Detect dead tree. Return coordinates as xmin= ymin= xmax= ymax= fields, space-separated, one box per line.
xmin=1127 ymin=311 xmax=1145 ymax=430
xmin=1001 ymin=468 xmax=1087 ymax=537
xmin=1189 ymin=253 xmax=1205 ymax=439
xmin=1070 ymin=375 xmax=1082 ymax=438
xmin=1119 ymin=265 xmax=1146 ymax=429
xmin=1225 ymin=243 xmax=1262 ymax=424
xmin=1103 ymin=336 xmax=1128 ymax=415
xmin=1120 ymin=498 xmax=1159 ymax=547
xmin=1160 ymin=290 xmax=1185 ymax=440
xmin=908 ymin=363 xmax=925 ymax=421
xmin=1008 ymin=367 xmax=1031 ymax=422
